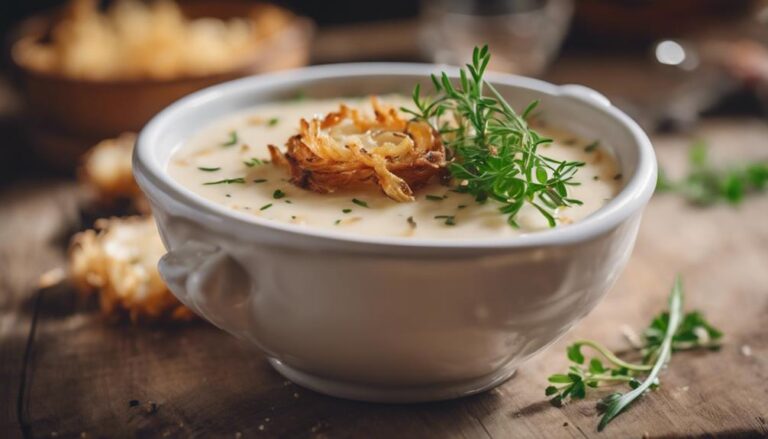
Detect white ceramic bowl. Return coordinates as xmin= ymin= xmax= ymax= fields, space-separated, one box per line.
xmin=134 ymin=64 xmax=657 ymax=403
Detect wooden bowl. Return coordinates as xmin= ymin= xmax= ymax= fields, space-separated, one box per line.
xmin=8 ymin=1 xmax=313 ymax=166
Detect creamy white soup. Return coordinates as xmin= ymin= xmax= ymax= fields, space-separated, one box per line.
xmin=168 ymin=97 xmax=621 ymax=239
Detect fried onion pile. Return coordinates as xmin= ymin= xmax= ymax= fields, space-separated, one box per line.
xmin=268 ymin=97 xmax=446 ymax=202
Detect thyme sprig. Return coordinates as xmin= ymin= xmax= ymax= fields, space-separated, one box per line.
xmin=404 ymin=45 xmax=585 ymax=227
xmin=545 ymin=276 xmax=723 ymax=431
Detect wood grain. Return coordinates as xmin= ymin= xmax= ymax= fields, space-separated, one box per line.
xmin=1 ymin=119 xmax=768 ymax=438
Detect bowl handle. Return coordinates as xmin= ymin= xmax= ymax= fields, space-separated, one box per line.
xmin=559 ymin=84 xmax=611 ymax=107
xmin=159 ymin=240 xmax=253 ymax=337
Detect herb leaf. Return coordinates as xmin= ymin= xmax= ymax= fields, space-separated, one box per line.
xmin=197 ymin=166 xmax=221 ymax=172
xmin=221 ymin=131 xmax=238 ymax=147
xmin=244 ymin=157 xmax=265 ymax=167
xmin=352 ymin=198 xmax=369 ymax=208
xmin=203 ymin=177 xmax=245 ymax=185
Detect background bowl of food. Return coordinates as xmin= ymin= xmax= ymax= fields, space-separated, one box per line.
xmin=9 ymin=0 xmax=313 ymax=167
xmin=133 ymin=59 xmax=656 ymax=402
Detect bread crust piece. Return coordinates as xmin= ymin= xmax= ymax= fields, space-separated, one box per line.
xmin=79 ymin=132 xmax=150 ymax=213
xmin=69 ymin=216 xmax=194 ymax=323
xmin=268 ymin=97 xmax=447 ymax=202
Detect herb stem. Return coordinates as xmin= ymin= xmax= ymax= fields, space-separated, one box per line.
xmin=597 ymin=276 xmax=684 ymax=431
xmin=572 ymin=340 xmax=651 ymax=372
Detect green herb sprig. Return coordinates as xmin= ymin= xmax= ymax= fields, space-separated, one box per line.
xmin=545 ymin=276 xmax=722 ymax=431
xmin=404 ymin=45 xmax=584 ymax=227
xmin=657 ymin=141 xmax=768 ymax=205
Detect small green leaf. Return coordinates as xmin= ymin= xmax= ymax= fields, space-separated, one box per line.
xmin=545 ymin=386 xmax=558 ymax=396
xmin=589 ymin=358 xmax=606 ymax=374
xmin=567 ymin=344 xmax=585 ymax=364
xmin=571 ymin=380 xmax=587 ymax=399
xmin=203 ymin=177 xmax=245 ymax=185
xmin=535 ymin=167 xmax=548 ymax=184
xmin=547 ymin=374 xmax=573 ymax=384
xmin=221 ymin=131 xmax=238 ymax=147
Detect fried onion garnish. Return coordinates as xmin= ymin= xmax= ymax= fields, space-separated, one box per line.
xmin=69 ymin=216 xmax=194 ymax=323
xmin=268 ymin=97 xmax=446 ymax=202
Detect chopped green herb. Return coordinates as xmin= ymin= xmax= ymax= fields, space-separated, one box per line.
xmin=203 ymin=177 xmax=245 ymax=185
xmin=273 ymin=189 xmax=286 ymax=199
xmin=584 ymin=141 xmax=600 ymax=153
xmin=407 ymin=216 xmax=417 ymax=228
xmin=285 ymin=200 xmax=292 ymax=204
xmin=352 ymin=198 xmax=369 ymax=208
xmin=267 ymin=117 xmax=280 ymax=127
xmin=221 ymin=130 xmax=238 ymax=147
xmin=225 ymin=194 xmax=231 ymax=198
xmin=593 ymin=176 xmax=600 ymax=181
xmin=252 ymin=179 xmax=268 ymax=183
xmin=290 ymin=215 xmax=296 ymax=220
xmin=405 ymin=45 xmax=584 ymax=228
xmin=197 ymin=166 xmax=221 ymax=172
xmin=564 ymin=138 xmax=578 ymax=146
xmin=457 ymin=204 xmax=467 ymax=209
xmin=426 ymin=194 xmax=446 ymax=201
xmin=334 ymin=219 xmax=342 ymax=225
xmin=342 ymin=208 xmax=352 ymax=214
xmin=434 ymin=215 xmax=456 ymax=226
xmin=244 ymin=158 xmax=264 ymax=167
xmin=613 ymin=173 xmax=623 ymax=181
xmin=545 ymin=276 xmax=722 ymax=431
xmin=260 ymin=203 xmax=273 ymax=211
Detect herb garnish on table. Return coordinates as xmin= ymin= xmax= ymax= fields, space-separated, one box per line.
xmin=657 ymin=141 xmax=768 ymax=205
xmin=545 ymin=276 xmax=722 ymax=431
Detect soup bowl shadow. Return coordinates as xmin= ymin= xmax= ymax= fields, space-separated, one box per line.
xmin=133 ymin=64 xmax=656 ymax=403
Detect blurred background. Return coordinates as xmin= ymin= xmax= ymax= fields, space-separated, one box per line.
xmin=1 ymin=0 xmax=767 ymax=188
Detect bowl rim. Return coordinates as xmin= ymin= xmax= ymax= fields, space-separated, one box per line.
xmin=135 ymin=62 xmax=657 ymax=250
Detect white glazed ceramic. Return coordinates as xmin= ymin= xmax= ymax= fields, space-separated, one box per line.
xmin=134 ymin=64 xmax=657 ymax=403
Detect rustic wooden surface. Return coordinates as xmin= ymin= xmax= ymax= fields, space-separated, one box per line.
xmin=1 ymin=117 xmax=767 ymax=438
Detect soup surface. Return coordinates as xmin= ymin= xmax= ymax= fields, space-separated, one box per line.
xmin=168 ymin=96 xmax=621 ymax=239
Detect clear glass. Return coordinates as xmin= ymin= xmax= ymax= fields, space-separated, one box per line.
xmin=419 ymin=0 xmax=574 ymax=75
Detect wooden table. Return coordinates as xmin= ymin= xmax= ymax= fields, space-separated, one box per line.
xmin=1 ymin=116 xmax=767 ymax=438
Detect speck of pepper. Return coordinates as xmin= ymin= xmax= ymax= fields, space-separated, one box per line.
xmin=563 ymin=422 xmax=568 ymax=427
xmin=129 ymin=399 xmax=140 ymax=408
